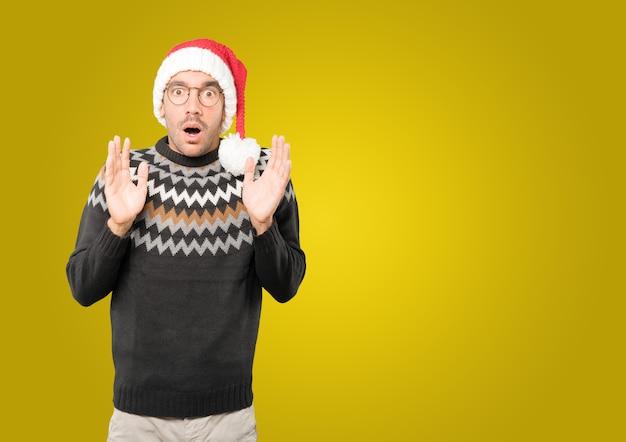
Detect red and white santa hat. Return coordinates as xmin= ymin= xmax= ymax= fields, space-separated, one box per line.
xmin=153 ymin=38 xmax=260 ymax=176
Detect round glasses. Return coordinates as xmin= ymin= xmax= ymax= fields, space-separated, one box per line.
xmin=165 ymin=84 xmax=223 ymax=107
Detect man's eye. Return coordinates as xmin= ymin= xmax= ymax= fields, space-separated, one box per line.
xmin=172 ymin=88 xmax=186 ymax=96
xmin=202 ymin=88 xmax=217 ymax=98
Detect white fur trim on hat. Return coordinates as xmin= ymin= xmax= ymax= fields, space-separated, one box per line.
xmin=153 ymin=46 xmax=236 ymax=135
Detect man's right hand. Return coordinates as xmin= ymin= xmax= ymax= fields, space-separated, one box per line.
xmin=104 ymin=136 xmax=149 ymax=237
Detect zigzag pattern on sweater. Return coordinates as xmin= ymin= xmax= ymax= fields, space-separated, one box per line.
xmin=148 ymin=180 xmax=243 ymax=207
xmin=139 ymin=200 xmax=248 ymax=236
xmin=130 ymin=228 xmax=254 ymax=256
xmin=87 ymin=146 xmax=293 ymax=257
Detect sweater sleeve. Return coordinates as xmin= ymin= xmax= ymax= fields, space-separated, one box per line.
xmin=66 ymin=176 xmax=131 ymax=307
xmin=253 ymin=180 xmax=306 ymax=303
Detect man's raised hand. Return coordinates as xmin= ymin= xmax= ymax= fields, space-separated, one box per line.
xmin=242 ymin=135 xmax=292 ymax=235
xmin=104 ymin=136 xmax=149 ymax=237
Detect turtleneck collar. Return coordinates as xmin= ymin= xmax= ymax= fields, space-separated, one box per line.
xmin=155 ymin=136 xmax=220 ymax=167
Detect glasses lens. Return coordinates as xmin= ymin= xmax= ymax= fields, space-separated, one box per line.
xmin=198 ymin=86 xmax=221 ymax=107
xmin=167 ymin=86 xmax=189 ymax=105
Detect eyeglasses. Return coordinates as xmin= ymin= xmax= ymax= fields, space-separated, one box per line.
xmin=165 ymin=84 xmax=223 ymax=107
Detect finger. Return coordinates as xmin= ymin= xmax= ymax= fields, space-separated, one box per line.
xmin=105 ymin=138 xmax=119 ymax=181
xmin=113 ymin=135 xmax=121 ymax=155
xmin=243 ymin=156 xmax=256 ymax=186
xmin=267 ymin=135 xmax=279 ymax=171
xmin=121 ymin=137 xmax=131 ymax=172
xmin=270 ymin=136 xmax=292 ymax=189
xmin=269 ymin=134 xmax=286 ymax=171
xmin=276 ymin=139 xmax=291 ymax=178
xmin=136 ymin=161 xmax=149 ymax=190
xmin=283 ymin=144 xmax=292 ymax=175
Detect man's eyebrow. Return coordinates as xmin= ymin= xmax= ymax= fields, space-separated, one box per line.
xmin=168 ymin=80 xmax=221 ymax=89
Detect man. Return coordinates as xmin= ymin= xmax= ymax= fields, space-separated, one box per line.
xmin=66 ymin=38 xmax=306 ymax=441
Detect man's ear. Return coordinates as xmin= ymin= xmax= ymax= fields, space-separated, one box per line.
xmin=159 ymin=104 xmax=165 ymax=119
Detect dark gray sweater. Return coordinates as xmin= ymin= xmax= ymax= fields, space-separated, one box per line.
xmin=66 ymin=136 xmax=306 ymax=417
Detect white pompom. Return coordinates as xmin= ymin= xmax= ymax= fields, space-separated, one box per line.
xmin=218 ymin=133 xmax=261 ymax=176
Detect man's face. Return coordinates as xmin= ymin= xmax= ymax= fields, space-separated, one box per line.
xmin=160 ymin=70 xmax=225 ymax=157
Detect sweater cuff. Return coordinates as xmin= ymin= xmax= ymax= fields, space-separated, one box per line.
xmin=253 ymin=220 xmax=281 ymax=254
xmin=96 ymin=222 xmax=131 ymax=258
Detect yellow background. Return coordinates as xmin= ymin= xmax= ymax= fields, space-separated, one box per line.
xmin=1 ymin=0 xmax=624 ymax=440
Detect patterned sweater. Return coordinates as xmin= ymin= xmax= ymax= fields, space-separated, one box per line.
xmin=66 ymin=136 xmax=306 ymax=417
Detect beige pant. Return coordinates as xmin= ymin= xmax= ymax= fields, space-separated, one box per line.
xmin=106 ymin=405 xmax=257 ymax=442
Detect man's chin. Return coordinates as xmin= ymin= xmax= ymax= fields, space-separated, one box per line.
xmin=169 ymin=132 xmax=219 ymax=156
xmin=182 ymin=142 xmax=218 ymax=158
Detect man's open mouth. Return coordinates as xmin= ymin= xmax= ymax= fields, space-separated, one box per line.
xmin=184 ymin=127 xmax=201 ymax=135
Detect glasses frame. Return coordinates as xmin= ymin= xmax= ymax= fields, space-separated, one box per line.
xmin=164 ymin=84 xmax=224 ymax=107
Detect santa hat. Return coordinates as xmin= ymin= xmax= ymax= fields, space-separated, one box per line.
xmin=153 ymin=38 xmax=260 ymax=176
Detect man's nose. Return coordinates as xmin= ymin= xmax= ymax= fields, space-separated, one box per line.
xmin=185 ymin=90 xmax=202 ymax=113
